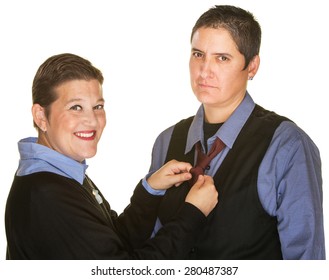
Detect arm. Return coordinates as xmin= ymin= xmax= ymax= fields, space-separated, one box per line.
xmin=26 ymin=173 xmax=216 ymax=259
xmin=131 ymin=175 xmax=218 ymax=259
xmin=114 ymin=160 xmax=192 ymax=249
xmin=259 ymin=122 xmax=325 ymax=259
xmin=101 ymin=174 xmax=217 ymax=259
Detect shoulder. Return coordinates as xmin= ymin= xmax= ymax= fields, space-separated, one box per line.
xmin=273 ymin=121 xmax=319 ymax=155
xmin=14 ymin=171 xmax=77 ymax=189
xmin=10 ymin=172 xmax=80 ymax=205
xmin=6 ymin=172 xmax=83 ymax=233
xmin=254 ymin=104 xmax=319 ymax=155
xmin=264 ymin=120 xmax=321 ymax=181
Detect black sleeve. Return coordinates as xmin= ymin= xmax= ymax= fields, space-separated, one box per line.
xmin=113 ymin=181 xmax=207 ymax=259
xmin=112 ymin=180 xmax=164 ymax=250
xmin=6 ymin=173 xmax=206 ymax=259
xmin=132 ymin=202 xmax=206 ymax=259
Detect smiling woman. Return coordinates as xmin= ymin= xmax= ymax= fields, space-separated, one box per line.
xmin=33 ymin=79 xmax=106 ymax=162
xmin=4 ymin=53 xmax=218 ymax=260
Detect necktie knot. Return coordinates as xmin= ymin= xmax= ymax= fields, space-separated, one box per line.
xmin=188 ymin=137 xmax=225 ymax=186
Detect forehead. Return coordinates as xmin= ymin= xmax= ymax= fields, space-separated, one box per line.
xmin=54 ymin=79 xmax=103 ymax=100
xmin=191 ymin=27 xmax=238 ymax=52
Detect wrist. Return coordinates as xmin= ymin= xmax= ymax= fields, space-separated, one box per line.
xmin=142 ymin=174 xmax=166 ymax=196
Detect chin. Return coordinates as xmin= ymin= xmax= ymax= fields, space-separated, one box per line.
xmin=196 ymin=95 xmax=214 ymax=105
xmin=88 ymin=149 xmax=98 ymax=158
xmin=75 ymin=151 xmax=96 ymax=162
xmin=84 ymin=153 xmax=97 ymax=160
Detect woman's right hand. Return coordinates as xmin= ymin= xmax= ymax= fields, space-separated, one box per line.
xmin=147 ymin=159 xmax=192 ymax=190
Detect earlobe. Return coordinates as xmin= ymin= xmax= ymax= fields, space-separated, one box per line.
xmin=32 ymin=104 xmax=47 ymax=132
xmin=248 ymin=55 xmax=260 ymax=80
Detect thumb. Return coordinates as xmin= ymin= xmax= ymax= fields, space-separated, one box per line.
xmin=190 ymin=175 xmax=205 ymax=189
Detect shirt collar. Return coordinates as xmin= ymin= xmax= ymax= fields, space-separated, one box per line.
xmin=185 ymin=92 xmax=255 ymax=153
xmin=17 ymin=137 xmax=88 ymax=184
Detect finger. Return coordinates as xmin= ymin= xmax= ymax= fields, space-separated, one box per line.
xmin=169 ymin=161 xmax=193 ymax=174
xmin=174 ymin=172 xmax=193 ymax=186
xmin=169 ymin=172 xmax=192 ymax=187
xmin=203 ymin=175 xmax=214 ymax=183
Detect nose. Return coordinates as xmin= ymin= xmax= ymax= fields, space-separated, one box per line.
xmin=200 ymin=59 xmax=214 ymax=79
xmin=83 ymin=109 xmax=98 ymax=127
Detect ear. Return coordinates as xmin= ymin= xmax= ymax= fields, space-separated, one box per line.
xmin=32 ymin=104 xmax=47 ymax=132
xmin=247 ymin=55 xmax=260 ymax=80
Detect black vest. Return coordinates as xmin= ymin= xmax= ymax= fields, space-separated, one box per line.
xmin=158 ymin=105 xmax=290 ymax=259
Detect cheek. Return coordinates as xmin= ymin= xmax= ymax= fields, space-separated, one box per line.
xmin=98 ymin=115 xmax=107 ymax=130
xmin=60 ymin=118 xmax=77 ymax=133
xmin=50 ymin=111 xmax=75 ymax=129
xmin=189 ymin=60 xmax=198 ymax=76
xmin=190 ymin=62 xmax=199 ymax=76
xmin=189 ymin=68 xmax=199 ymax=88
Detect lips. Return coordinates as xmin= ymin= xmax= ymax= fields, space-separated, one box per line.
xmin=74 ymin=131 xmax=96 ymax=140
xmin=198 ymin=82 xmax=216 ymax=88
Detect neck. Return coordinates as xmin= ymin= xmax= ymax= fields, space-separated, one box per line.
xmin=203 ymin=94 xmax=245 ymax=123
xmin=37 ymin=132 xmax=51 ymax=148
xmin=204 ymin=106 xmax=231 ymax=123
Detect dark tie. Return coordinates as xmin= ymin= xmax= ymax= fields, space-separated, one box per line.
xmin=189 ymin=137 xmax=225 ymax=186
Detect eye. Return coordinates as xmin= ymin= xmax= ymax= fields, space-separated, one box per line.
xmin=70 ymin=105 xmax=82 ymax=111
xmin=94 ymin=104 xmax=104 ymax=110
xmin=218 ymin=55 xmax=229 ymax=62
xmin=192 ymin=51 xmax=203 ymax=58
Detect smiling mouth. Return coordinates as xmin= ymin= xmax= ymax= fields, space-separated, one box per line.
xmin=74 ymin=131 xmax=96 ymax=140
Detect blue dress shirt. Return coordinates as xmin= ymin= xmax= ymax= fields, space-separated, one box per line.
xmin=16 ymin=137 xmax=88 ymax=184
xmin=16 ymin=137 xmax=158 ymax=194
xmin=146 ymin=92 xmax=325 ymax=260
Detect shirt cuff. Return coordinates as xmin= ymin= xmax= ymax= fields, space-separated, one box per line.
xmin=142 ymin=172 xmax=166 ymax=196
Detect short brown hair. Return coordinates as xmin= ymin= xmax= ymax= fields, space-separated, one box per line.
xmin=191 ymin=5 xmax=261 ymax=69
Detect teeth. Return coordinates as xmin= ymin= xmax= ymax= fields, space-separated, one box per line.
xmin=75 ymin=132 xmax=95 ymax=138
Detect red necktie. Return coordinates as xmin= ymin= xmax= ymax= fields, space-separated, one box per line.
xmin=189 ymin=137 xmax=225 ymax=186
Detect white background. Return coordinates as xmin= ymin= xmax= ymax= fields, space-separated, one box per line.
xmin=0 ymin=0 xmax=328 ymax=277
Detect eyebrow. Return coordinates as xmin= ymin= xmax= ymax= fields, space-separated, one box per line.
xmin=191 ymin=47 xmax=233 ymax=58
xmin=65 ymin=98 xmax=105 ymax=105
